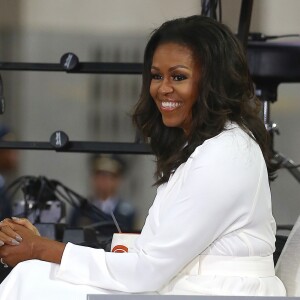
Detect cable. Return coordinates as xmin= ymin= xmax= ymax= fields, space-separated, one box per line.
xmin=46 ymin=178 xmax=113 ymax=223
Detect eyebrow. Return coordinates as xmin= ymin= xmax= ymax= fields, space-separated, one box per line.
xmin=151 ymin=65 xmax=190 ymax=72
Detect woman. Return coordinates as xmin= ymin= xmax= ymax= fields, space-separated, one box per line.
xmin=0 ymin=15 xmax=286 ymax=298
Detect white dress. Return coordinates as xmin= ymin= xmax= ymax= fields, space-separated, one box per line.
xmin=0 ymin=123 xmax=286 ymax=299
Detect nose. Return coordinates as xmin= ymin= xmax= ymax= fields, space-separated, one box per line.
xmin=158 ymin=78 xmax=173 ymax=95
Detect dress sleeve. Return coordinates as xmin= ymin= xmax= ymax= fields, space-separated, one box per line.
xmin=55 ymin=131 xmax=265 ymax=292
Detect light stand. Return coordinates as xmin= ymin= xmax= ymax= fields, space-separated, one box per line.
xmin=248 ymin=41 xmax=300 ymax=184
xmin=256 ymin=86 xmax=300 ymax=183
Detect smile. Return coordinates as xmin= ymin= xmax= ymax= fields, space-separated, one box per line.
xmin=161 ymin=101 xmax=182 ymax=110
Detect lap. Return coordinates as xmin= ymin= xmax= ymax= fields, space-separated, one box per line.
xmin=0 ymin=260 xmax=123 ymax=300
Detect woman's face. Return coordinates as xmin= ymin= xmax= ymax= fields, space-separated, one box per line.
xmin=150 ymin=42 xmax=200 ymax=135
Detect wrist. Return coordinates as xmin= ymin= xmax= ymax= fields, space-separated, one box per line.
xmin=31 ymin=236 xmax=49 ymax=260
xmin=32 ymin=236 xmax=66 ymax=264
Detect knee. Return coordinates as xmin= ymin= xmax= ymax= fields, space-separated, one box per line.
xmin=12 ymin=259 xmax=48 ymax=277
xmin=15 ymin=259 xmax=37 ymax=271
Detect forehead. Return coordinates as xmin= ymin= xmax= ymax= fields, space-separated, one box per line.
xmin=152 ymin=42 xmax=197 ymax=67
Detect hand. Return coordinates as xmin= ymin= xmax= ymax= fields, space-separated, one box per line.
xmin=0 ymin=217 xmax=40 ymax=246
xmin=0 ymin=223 xmax=42 ymax=267
xmin=0 ymin=222 xmax=66 ymax=267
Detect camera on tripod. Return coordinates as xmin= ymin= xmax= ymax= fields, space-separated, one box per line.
xmin=7 ymin=175 xmax=116 ymax=250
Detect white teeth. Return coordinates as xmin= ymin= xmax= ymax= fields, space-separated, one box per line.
xmin=161 ymin=101 xmax=181 ymax=108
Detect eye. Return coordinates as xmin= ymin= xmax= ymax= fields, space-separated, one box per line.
xmin=172 ymin=74 xmax=187 ymax=81
xmin=151 ymin=73 xmax=162 ymax=80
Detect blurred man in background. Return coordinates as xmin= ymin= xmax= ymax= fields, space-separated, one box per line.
xmin=69 ymin=154 xmax=136 ymax=233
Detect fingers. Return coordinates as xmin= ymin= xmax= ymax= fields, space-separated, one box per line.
xmin=0 ymin=225 xmax=22 ymax=246
xmin=0 ymin=218 xmax=15 ymax=228
xmin=0 ymin=219 xmax=22 ymax=245
xmin=11 ymin=217 xmax=40 ymax=236
xmin=0 ymin=217 xmax=40 ymax=246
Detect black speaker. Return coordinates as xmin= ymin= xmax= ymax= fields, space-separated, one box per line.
xmin=62 ymin=227 xmax=99 ymax=246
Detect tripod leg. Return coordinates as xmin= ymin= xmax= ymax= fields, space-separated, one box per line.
xmin=274 ymin=152 xmax=300 ymax=183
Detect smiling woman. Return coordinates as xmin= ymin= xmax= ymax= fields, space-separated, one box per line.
xmin=0 ymin=15 xmax=286 ymax=299
xmin=133 ymin=15 xmax=278 ymax=187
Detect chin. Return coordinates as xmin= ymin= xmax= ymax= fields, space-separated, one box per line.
xmin=162 ymin=117 xmax=180 ymax=127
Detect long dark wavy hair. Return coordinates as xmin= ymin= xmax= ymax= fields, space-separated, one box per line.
xmin=133 ymin=15 xmax=276 ymax=186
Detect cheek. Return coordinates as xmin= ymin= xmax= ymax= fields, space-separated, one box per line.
xmin=187 ymin=83 xmax=199 ymax=107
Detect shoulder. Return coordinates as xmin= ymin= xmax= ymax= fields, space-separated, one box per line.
xmin=180 ymin=123 xmax=268 ymax=201
xmin=193 ymin=122 xmax=260 ymax=157
xmin=206 ymin=122 xmax=255 ymax=148
xmin=188 ymin=122 xmax=264 ymax=173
